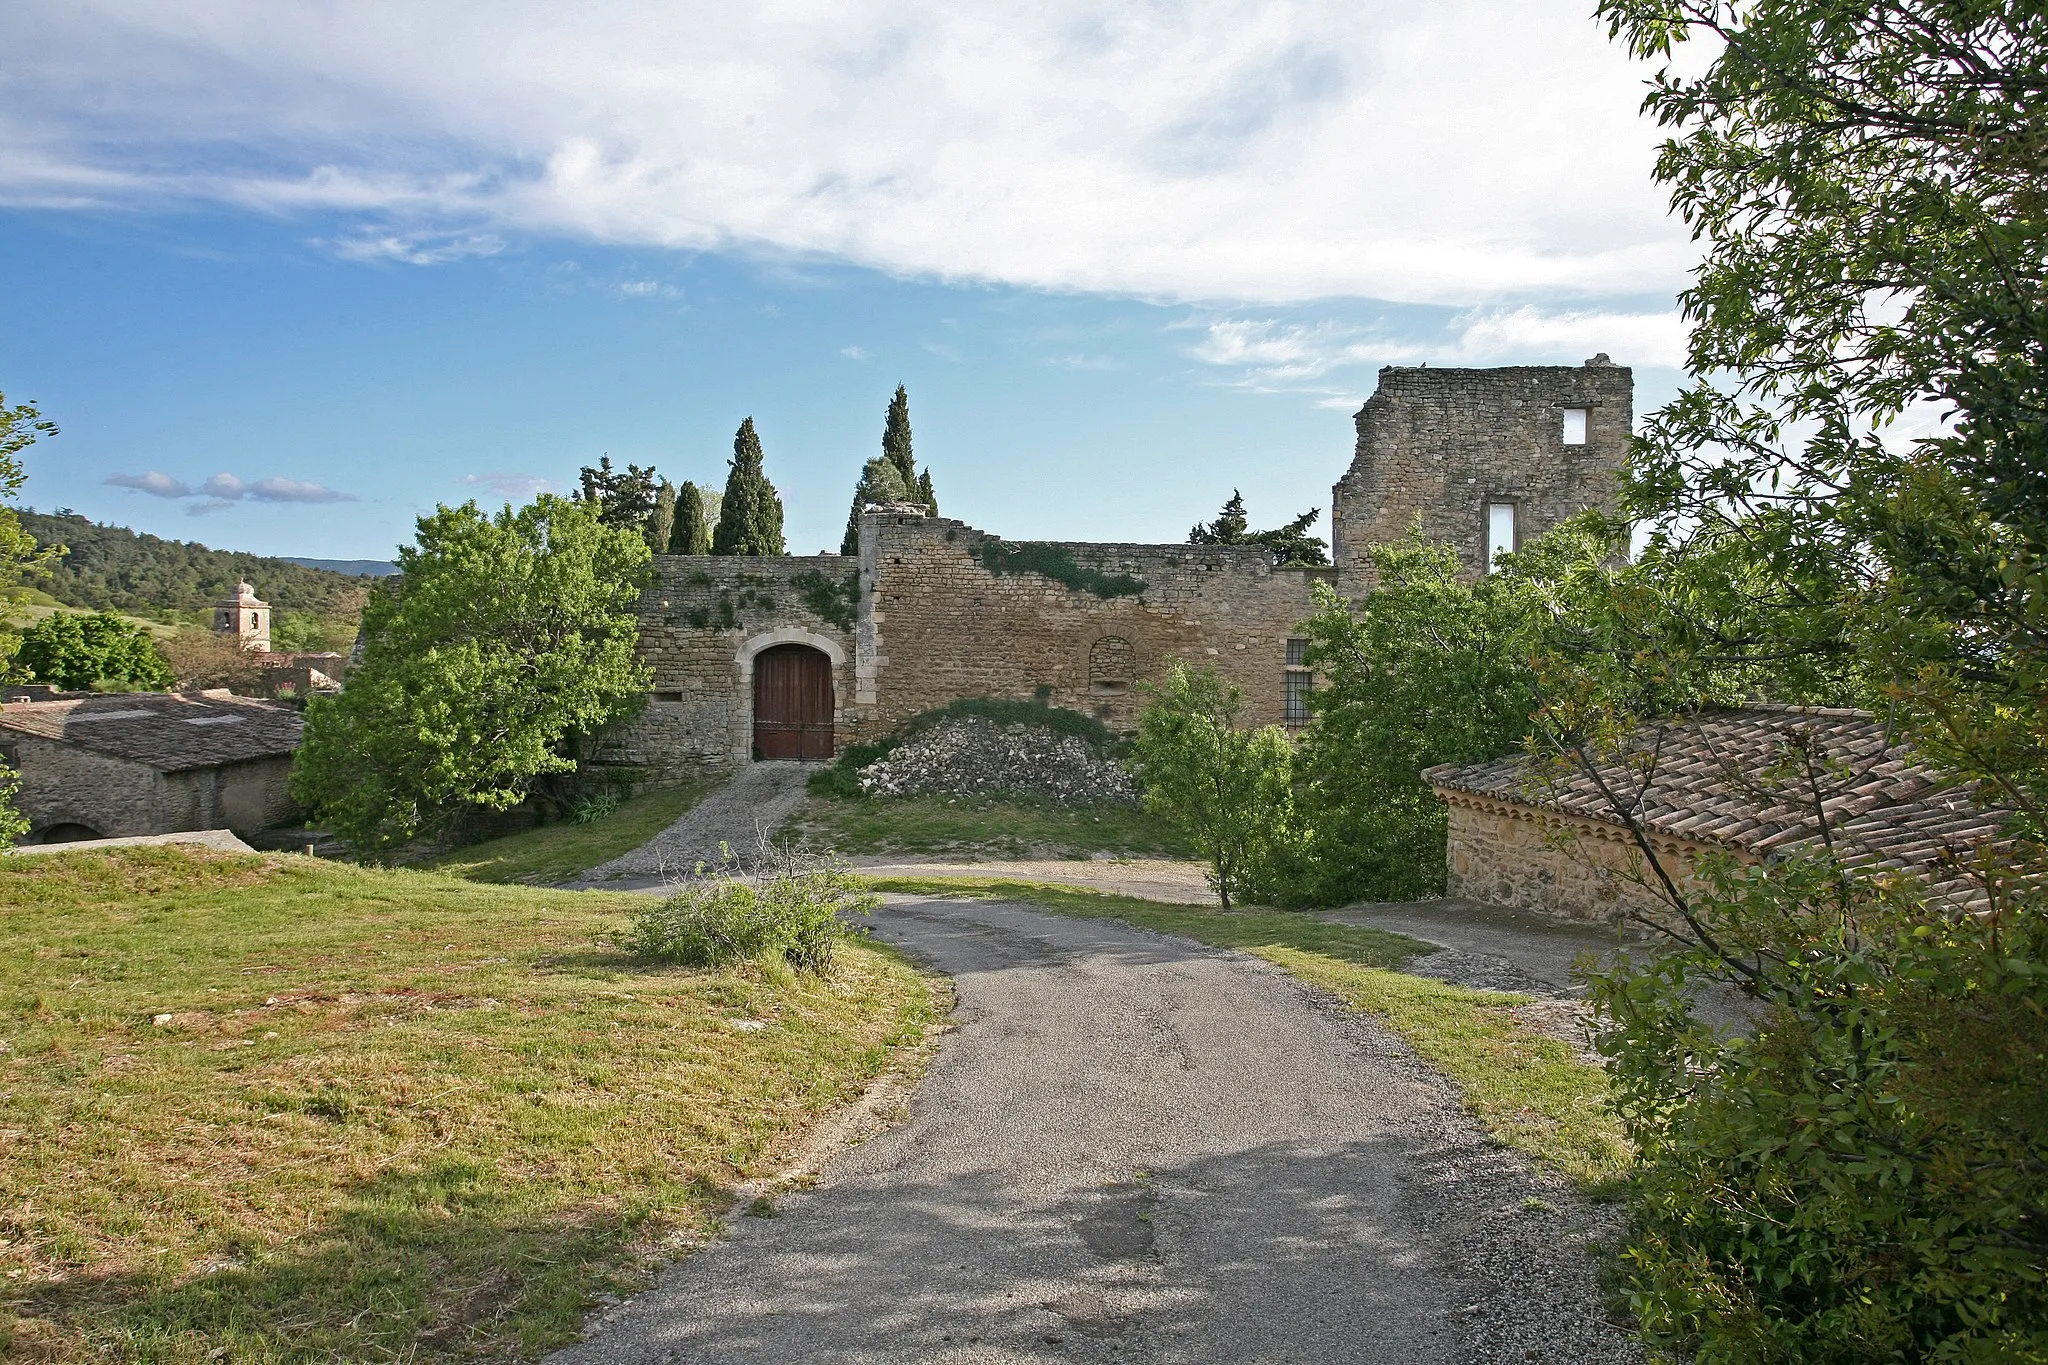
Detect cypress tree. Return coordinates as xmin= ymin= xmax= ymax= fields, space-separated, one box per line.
xmin=671 ymin=480 xmax=711 ymax=554
xmin=917 ymin=468 xmax=938 ymax=517
xmin=711 ymin=418 xmax=787 ymax=557
xmin=882 ymin=385 xmax=915 ymax=489
xmin=645 ymin=480 xmax=677 ymax=555
xmin=840 ymin=458 xmax=911 ymax=555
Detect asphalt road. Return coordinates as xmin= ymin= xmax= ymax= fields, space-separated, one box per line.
xmin=551 ymin=894 xmax=1640 ymax=1365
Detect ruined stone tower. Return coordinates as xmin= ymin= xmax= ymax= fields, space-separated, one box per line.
xmin=1329 ymin=356 xmax=1632 ymax=591
xmin=213 ymin=581 xmax=271 ymax=653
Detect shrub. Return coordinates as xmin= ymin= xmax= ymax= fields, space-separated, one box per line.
xmin=1131 ymin=662 xmax=1294 ymax=909
xmin=622 ymin=847 xmax=876 ymax=971
xmin=14 ymin=611 xmax=174 ymax=691
xmin=1589 ymin=853 xmax=2048 ymax=1360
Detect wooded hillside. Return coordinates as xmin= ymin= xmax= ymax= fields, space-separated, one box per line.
xmin=20 ymin=510 xmax=375 ymax=617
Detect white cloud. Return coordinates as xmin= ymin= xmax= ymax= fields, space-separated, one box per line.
xmin=839 ymin=345 xmax=869 ymax=360
xmin=247 ymin=476 xmax=354 ymax=503
xmin=1189 ymin=306 xmax=1688 ymax=393
xmin=107 ymin=469 xmax=354 ymax=508
xmin=105 ymin=470 xmax=192 ymax=498
xmin=461 ymin=472 xmax=553 ymax=500
xmin=328 ymin=230 xmax=506 ymax=265
xmin=0 ymin=0 xmax=1692 ymax=305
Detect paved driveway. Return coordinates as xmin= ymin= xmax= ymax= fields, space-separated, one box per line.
xmin=551 ymin=894 xmax=1639 ymax=1365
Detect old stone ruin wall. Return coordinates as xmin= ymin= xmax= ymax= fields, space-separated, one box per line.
xmin=1330 ymin=359 xmax=1632 ymax=592
xmin=856 ymin=511 xmax=1327 ymax=738
xmin=610 ymin=512 xmax=1329 ymax=784
xmin=605 ymin=554 xmax=860 ymax=782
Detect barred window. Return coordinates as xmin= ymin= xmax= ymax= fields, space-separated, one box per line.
xmin=1284 ymin=669 xmax=1314 ymax=724
xmin=1285 ymin=637 xmax=1308 ymax=667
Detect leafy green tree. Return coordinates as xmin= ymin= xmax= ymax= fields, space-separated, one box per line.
xmin=1534 ymin=2 xmax=2048 ymax=1354
xmin=14 ymin=612 xmax=175 ymax=691
xmin=575 ymin=456 xmax=660 ymax=533
xmin=1285 ymin=531 xmax=1553 ymax=902
xmin=711 ymin=418 xmax=786 ymax=557
xmin=1188 ymin=490 xmax=1328 ymax=566
xmin=840 ymin=458 xmax=911 ymax=555
xmin=670 ymin=480 xmax=711 ymax=554
xmin=645 ymin=480 xmax=677 ymax=556
xmin=291 ymin=496 xmax=651 ymax=853
xmin=0 ymin=394 xmax=58 ymax=603
xmin=1131 ymin=662 xmax=1294 ymax=909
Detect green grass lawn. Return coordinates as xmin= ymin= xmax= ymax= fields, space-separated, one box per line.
xmin=422 ymin=784 xmax=709 ymax=885
xmin=865 ymin=875 xmax=1630 ymax=1188
xmin=793 ymin=792 xmax=1191 ymax=860
xmin=1 ymin=847 xmax=935 ymax=1363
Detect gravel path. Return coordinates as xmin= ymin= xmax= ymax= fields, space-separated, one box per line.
xmin=581 ymin=761 xmax=818 ymax=882
xmin=552 ymin=893 xmax=1640 ymax=1365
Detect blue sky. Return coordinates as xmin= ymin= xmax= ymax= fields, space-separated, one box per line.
xmin=0 ymin=0 xmax=1696 ymax=561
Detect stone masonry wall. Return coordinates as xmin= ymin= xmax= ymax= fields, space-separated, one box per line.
xmin=1441 ymin=789 xmax=1720 ymax=926
xmin=1331 ymin=359 xmax=1632 ymax=591
xmin=855 ymin=512 xmax=1326 ymax=738
xmin=608 ymin=555 xmax=859 ymax=783
xmin=10 ymin=735 xmax=166 ymax=839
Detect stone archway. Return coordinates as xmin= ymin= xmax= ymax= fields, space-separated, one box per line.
xmin=735 ymin=629 xmax=846 ymax=763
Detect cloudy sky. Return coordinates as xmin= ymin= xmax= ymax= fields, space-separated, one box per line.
xmin=0 ymin=0 xmax=1693 ymax=558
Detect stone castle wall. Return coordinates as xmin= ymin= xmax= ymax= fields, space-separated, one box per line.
xmin=606 ymin=555 xmax=859 ymax=782
xmin=856 ymin=513 xmax=1326 ymax=737
xmin=1331 ymin=359 xmax=1632 ymax=590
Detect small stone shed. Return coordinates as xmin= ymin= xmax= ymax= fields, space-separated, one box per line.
xmin=1426 ymin=705 xmax=2012 ymax=924
xmin=0 ymin=691 xmax=303 ymax=844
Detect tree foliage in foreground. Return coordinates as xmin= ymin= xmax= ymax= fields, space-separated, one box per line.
xmin=1131 ymin=662 xmax=1292 ymax=909
xmin=712 ymin=418 xmax=786 ymax=557
xmin=1539 ymin=0 xmax=2048 ymax=1354
xmin=291 ymin=497 xmax=651 ymax=853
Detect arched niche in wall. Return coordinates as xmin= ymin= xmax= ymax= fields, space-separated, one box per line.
xmin=1089 ymin=635 xmax=1136 ymax=695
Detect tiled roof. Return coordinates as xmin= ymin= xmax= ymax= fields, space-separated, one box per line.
xmin=0 ymin=691 xmax=302 ymax=772
xmin=1425 ymin=705 xmax=2012 ymax=889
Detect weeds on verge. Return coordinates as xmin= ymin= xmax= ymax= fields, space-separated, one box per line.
xmin=623 ymin=840 xmax=877 ymax=971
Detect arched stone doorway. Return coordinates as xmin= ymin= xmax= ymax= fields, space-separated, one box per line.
xmin=38 ymin=822 xmax=102 ymax=844
xmin=752 ymin=644 xmax=835 ymax=760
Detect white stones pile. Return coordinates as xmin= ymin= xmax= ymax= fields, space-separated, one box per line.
xmin=857 ymin=716 xmax=1139 ymax=806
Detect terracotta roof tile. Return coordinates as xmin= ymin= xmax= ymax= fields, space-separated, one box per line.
xmin=1425 ymin=705 xmax=2011 ymax=897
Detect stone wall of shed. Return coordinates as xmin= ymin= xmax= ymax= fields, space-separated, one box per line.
xmin=10 ymin=735 xmax=168 ymax=840
xmin=607 ymin=555 xmax=859 ymax=783
xmin=856 ymin=513 xmax=1326 ymax=737
xmin=1331 ymin=360 xmax=1632 ymax=592
xmin=1441 ymin=789 xmax=1721 ymax=925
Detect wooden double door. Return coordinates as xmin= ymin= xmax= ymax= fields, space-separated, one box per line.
xmin=752 ymin=645 xmax=836 ymax=760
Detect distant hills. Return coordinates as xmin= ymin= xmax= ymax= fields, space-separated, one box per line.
xmin=19 ymin=510 xmax=383 ymax=617
xmin=277 ymin=556 xmax=401 ymax=577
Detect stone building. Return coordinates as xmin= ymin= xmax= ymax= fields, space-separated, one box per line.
xmin=609 ymin=357 xmax=1633 ymax=782
xmin=1331 ymin=356 xmax=1632 ymax=588
xmin=0 ymin=691 xmax=303 ymax=843
xmin=215 ymin=580 xmax=272 ymax=652
xmin=1426 ymin=706 xmax=2010 ymax=925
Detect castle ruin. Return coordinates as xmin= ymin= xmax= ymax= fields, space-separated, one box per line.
xmin=609 ymin=358 xmax=1632 ymax=781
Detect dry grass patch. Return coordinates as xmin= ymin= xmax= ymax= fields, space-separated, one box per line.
xmin=0 ymin=847 xmax=934 ymax=1362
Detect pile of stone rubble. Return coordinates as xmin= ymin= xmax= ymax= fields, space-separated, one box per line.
xmin=857 ymin=716 xmax=1138 ymax=805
